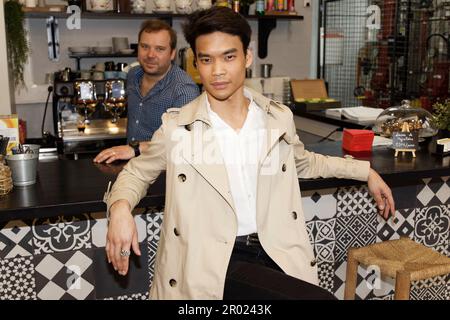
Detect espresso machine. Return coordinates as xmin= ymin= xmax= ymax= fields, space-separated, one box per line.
xmin=52 ymin=70 xmax=127 ymax=158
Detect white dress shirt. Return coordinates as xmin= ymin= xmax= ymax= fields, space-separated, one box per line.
xmin=206 ymin=90 xmax=266 ymax=236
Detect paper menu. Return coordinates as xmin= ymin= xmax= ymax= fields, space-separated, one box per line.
xmin=0 ymin=115 xmax=19 ymax=155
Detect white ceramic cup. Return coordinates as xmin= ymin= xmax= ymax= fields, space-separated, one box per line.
xmin=25 ymin=0 xmax=37 ymax=7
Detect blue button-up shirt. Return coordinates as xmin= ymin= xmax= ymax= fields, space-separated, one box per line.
xmin=126 ymin=63 xmax=200 ymax=143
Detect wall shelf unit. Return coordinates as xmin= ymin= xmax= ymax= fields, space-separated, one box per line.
xmin=25 ymin=11 xmax=304 ymax=59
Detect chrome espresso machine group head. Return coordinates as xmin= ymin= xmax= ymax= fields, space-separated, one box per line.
xmin=52 ymin=70 xmax=128 ymax=157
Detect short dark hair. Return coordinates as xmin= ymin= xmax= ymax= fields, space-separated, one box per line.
xmin=138 ymin=19 xmax=177 ymax=50
xmin=182 ymin=7 xmax=252 ymax=56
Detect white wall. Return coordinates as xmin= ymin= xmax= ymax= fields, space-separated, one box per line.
xmin=0 ymin=0 xmax=14 ymax=115
xmin=13 ymin=2 xmax=317 ymax=137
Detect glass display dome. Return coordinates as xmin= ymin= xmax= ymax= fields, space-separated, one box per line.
xmin=373 ymin=100 xmax=438 ymax=138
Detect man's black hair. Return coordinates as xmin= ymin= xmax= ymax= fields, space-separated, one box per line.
xmin=182 ymin=7 xmax=252 ymax=57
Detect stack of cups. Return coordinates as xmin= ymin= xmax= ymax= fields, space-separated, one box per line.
xmin=112 ymin=37 xmax=129 ymax=53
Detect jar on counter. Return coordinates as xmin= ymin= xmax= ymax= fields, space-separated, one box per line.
xmin=373 ymin=100 xmax=438 ymax=138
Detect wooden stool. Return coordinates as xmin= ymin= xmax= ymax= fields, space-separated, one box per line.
xmin=344 ymin=237 xmax=450 ymax=300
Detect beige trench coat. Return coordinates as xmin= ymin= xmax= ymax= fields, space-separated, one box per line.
xmin=106 ymin=88 xmax=370 ymax=299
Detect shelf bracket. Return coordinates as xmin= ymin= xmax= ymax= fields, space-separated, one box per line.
xmin=258 ymin=18 xmax=277 ymax=59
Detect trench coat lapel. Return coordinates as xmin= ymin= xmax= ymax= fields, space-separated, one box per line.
xmin=178 ymin=93 xmax=236 ymax=213
xmin=251 ymin=91 xmax=289 ymax=225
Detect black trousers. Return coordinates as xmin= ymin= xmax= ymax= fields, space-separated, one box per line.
xmin=223 ymin=240 xmax=337 ymax=300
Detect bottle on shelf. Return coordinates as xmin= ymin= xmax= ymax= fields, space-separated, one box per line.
xmin=266 ymin=0 xmax=274 ymax=12
xmin=255 ymin=0 xmax=265 ymax=15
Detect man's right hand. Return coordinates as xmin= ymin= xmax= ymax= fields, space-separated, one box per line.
xmin=93 ymin=145 xmax=134 ymax=164
xmin=106 ymin=200 xmax=141 ymax=276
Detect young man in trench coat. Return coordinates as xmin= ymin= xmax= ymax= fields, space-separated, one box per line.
xmin=105 ymin=7 xmax=395 ymax=299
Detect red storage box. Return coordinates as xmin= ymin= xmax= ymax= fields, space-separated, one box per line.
xmin=342 ymin=129 xmax=374 ymax=152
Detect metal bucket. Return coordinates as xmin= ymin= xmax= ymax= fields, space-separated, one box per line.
xmin=6 ymin=153 xmax=39 ymax=186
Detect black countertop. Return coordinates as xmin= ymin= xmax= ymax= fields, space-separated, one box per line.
xmin=292 ymin=108 xmax=369 ymax=129
xmin=0 ymin=141 xmax=448 ymax=222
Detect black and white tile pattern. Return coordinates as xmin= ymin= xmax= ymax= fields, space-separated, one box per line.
xmin=306 ymin=217 xmax=336 ymax=263
xmin=302 ymin=188 xmax=338 ymax=221
xmin=318 ymin=262 xmax=334 ymax=294
xmin=146 ymin=207 xmax=164 ymax=288
xmin=333 ymin=260 xmax=375 ymax=300
xmin=414 ymin=205 xmax=449 ymax=255
xmin=335 ymin=212 xmax=377 ymax=262
xmin=377 ymin=209 xmax=415 ymax=242
xmin=32 ymin=214 xmax=93 ymax=254
xmin=335 ymin=185 xmax=377 ymax=218
xmin=417 ymin=177 xmax=450 ymax=207
xmin=34 ymin=250 xmax=95 ymax=300
xmin=0 ymin=175 xmax=447 ymax=300
xmin=104 ymin=292 xmax=149 ymax=300
xmin=0 ymin=220 xmax=33 ymax=259
xmin=0 ymin=256 xmax=36 ymax=300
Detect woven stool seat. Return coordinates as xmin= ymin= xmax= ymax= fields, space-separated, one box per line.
xmin=344 ymin=237 xmax=450 ymax=300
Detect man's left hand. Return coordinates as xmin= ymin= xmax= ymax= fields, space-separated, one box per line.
xmin=367 ymin=168 xmax=395 ymax=219
xmin=93 ymin=145 xmax=134 ymax=164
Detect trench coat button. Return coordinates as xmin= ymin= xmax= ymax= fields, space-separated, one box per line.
xmin=169 ymin=279 xmax=177 ymax=287
xmin=292 ymin=211 xmax=298 ymax=220
xmin=282 ymin=164 xmax=287 ymax=172
xmin=178 ymin=174 xmax=186 ymax=182
xmin=310 ymin=259 xmax=317 ymax=267
xmin=174 ymin=228 xmax=180 ymax=236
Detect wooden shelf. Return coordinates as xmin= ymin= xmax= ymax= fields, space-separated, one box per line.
xmin=25 ymin=11 xmax=304 ymax=59
xmin=25 ymin=11 xmax=304 ymax=20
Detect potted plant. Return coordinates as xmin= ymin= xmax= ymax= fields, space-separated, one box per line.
xmin=4 ymin=0 xmax=30 ymax=91
xmin=431 ymin=99 xmax=450 ymax=138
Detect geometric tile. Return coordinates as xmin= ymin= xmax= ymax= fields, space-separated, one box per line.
xmin=148 ymin=238 xmax=159 ymax=288
xmin=301 ymin=188 xmax=337 ymax=221
xmin=410 ymin=284 xmax=448 ymax=300
xmin=103 ymin=292 xmax=149 ymax=300
xmin=318 ymin=262 xmax=334 ymax=294
xmin=306 ymin=217 xmax=336 ymax=263
xmin=0 ymin=220 xmax=33 ymax=259
xmin=146 ymin=208 xmax=164 ymax=288
xmin=412 ymin=275 xmax=448 ymax=290
xmin=371 ymin=293 xmax=394 ymax=300
xmin=92 ymin=242 xmax=149 ymax=299
xmin=32 ymin=214 xmax=94 ymax=254
xmin=36 ymin=281 xmax=66 ymax=300
xmin=436 ymin=183 xmax=450 ymax=204
xmin=0 ymin=256 xmax=36 ymax=300
xmin=333 ymin=260 xmax=374 ymax=300
xmin=34 ymin=255 xmax=64 ymax=280
xmin=335 ymin=185 xmax=377 ymax=218
xmin=34 ymin=250 xmax=95 ymax=300
xmin=377 ymin=208 xmax=415 ymax=242
xmin=417 ymin=184 xmax=435 ymax=207
xmin=414 ymin=205 xmax=449 ymax=251
xmin=335 ymin=212 xmax=377 ymax=262
xmin=146 ymin=208 xmax=164 ymax=241
xmin=417 ymin=177 xmax=450 ymax=207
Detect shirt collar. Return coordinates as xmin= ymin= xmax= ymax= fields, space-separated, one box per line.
xmin=133 ymin=63 xmax=174 ymax=96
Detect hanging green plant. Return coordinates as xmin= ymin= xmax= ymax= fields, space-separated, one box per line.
xmin=4 ymin=0 xmax=30 ymax=91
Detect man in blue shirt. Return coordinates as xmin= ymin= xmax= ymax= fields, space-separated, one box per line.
xmin=94 ymin=19 xmax=199 ymax=164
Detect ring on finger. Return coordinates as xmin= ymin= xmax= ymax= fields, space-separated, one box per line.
xmin=120 ymin=249 xmax=131 ymax=257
